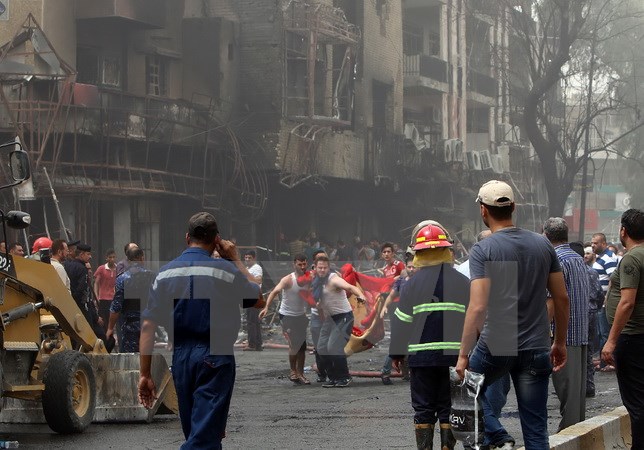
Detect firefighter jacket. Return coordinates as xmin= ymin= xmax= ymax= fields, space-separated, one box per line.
xmin=389 ymin=263 xmax=470 ymax=367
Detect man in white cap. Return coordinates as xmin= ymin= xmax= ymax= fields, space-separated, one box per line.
xmin=456 ymin=180 xmax=570 ymax=449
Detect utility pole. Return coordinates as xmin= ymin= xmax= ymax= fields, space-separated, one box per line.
xmin=578 ymin=33 xmax=597 ymax=242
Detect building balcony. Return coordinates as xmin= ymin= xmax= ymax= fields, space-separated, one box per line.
xmin=404 ymin=54 xmax=449 ymax=94
xmin=404 ymin=0 xmax=445 ymax=9
xmin=75 ymin=0 xmax=165 ymax=29
xmin=467 ymin=69 xmax=497 ymax=106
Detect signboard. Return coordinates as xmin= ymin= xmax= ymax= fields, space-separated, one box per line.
xmin=573 ymin=173 xmax=593 ymax=191
xmin=0 ymin=253 xmax=16 ymax=278
xmin=615 ymin=193 xmax=631 ymax=212
xmin=564 ymin=208 xmax=599 ymax=233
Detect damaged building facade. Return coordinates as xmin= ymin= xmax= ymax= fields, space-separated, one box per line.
xmin=0 ymin=0 xmax=548 ymax=258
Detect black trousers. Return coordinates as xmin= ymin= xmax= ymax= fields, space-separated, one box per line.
xmin=614 ymin=333 xmax=644 ymax=450
xmin=98 ymin=300 xmax=112 ymax=333
xmin=410 ymin=366 xmax=451 ymax=425
xmin=246 ymin=307 xmax=263 ymax=348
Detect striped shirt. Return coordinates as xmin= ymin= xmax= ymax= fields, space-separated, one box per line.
xmin=592 ymin=249 xmax=618 ymax=293
xmin=555 ymin=244 xmax=590 ymax=346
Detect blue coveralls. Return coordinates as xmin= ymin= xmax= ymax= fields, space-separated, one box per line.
xmin=142 ymin=248 xmax=259 ymax=449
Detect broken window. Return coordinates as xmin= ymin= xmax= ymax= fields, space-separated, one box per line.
xmin=403 ymin=22 xmax=423 ymax=56
xmin=146 ymin=55 xmax=167 ymax=97
xmin=77 ymin=48 xmax=123 ymax=88
xmin=102 ymin=55 xmax=121 ymax=87
xmin=283 ymin=1 xmax=360 ymax=125
xmin=372 ymin=81 xmax=393 ymax=130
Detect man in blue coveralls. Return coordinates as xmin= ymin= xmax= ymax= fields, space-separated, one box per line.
xmin=138 ymin=212 xmax=263 ymax=449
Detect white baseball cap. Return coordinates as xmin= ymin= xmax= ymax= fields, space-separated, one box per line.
xmin=476 ymin=180 xmax=514 ymax=207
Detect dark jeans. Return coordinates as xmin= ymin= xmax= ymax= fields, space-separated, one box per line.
xmin=586 ymin=310 xmax=597 ymax=391
xmin=410 ymin=366 xmax=451 ymax=424
xmin=597 ymin=307 xmax=610 ymax=356
xmin=318 ymin=312 xmax=353 ymax=381
xmin=614 ymin=333 xmax=644 ymax=450
xmin=246 ymin=307 xmax=262 ymax=349
xmin=469 ymin=344 xmax=552 ymax=450
xmin=172 ymin=344 xmax=235 ymax=450
xmin=487 ymin=373 xmax=511 ymax=418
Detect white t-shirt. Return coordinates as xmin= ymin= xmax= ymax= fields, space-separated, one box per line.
xmin=248 ymin=263 xmax=263 ymax=288
xmin=51 ymin=259 xmax=71 ymax=293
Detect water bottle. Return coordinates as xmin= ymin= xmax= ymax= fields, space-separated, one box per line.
xmin=449 ymin=367 xmax=485 ymax=448
xmin=0 ymin=441 xmax=19 ymax=448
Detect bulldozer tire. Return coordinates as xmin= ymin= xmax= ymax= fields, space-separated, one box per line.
xmin=42 ymin=351 xmax=96 ymax=433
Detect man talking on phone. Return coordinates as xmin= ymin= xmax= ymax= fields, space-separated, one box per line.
xmin=138 ymin=212 xmax=264 ymax=449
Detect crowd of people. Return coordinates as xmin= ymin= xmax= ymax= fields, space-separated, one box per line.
xmin=2 ymin=180 xmax=642 ymax=450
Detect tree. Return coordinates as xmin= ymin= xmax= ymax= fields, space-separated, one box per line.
xmin=492 ymin=0 xmax=644 ymax=217
xmin=594 ymin=1 xmax=644 ymax=210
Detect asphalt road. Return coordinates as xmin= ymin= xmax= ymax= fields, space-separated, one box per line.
xmin=0 ymin=337 xmax=625 ymax=450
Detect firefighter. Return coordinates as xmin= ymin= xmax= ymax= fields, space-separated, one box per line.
xmin=389 ymin=222 xmax=470 ymax=450
xmin=28 ymin=236 xmax=53 ymax=261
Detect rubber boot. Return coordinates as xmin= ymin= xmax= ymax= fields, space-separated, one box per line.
xmin=401 ymin=358 xmax=410 ymax=381
xmin=414 ymin=423 xmax=434 ymax=450
xmin=439 ymin=423 xmax=456 ymax=450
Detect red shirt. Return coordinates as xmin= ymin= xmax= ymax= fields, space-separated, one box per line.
xmin=383 ymin=260 xmax=404 ymax=279
xmin=94 ymin=264 xmax=117 ymax=301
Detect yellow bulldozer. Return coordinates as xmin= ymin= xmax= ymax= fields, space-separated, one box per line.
xmin=0 ymin=141 xmax=177 ymax=433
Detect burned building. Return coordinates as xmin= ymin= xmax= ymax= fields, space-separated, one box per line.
xmin=0 ymin=0 xmax=265 ymax=260
xmin=0 ymin=0 xmax=549 ymax=257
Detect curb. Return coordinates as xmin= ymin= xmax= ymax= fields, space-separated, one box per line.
xmin=518 ymin=406 xmax=631 ymax=450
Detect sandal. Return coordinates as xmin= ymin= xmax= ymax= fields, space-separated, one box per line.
xmin=298 ymin=375 xmax=311 ymax=385
xmin=600 ymin=365 xmax=616 ymax=372
xmin=289 ymin=371 xmax=301 ymax=383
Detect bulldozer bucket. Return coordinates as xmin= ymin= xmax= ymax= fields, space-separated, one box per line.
xmin=0 ymin=353 xmax=177 ymax=425
xmin=88 ymin=352 xmax=178 ymax=422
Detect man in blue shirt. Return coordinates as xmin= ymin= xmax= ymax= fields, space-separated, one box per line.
xmin=138 ymin=212 xmax=263 ymax=449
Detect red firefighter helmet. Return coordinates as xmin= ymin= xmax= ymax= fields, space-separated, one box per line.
xmin=32 ymin=237 xmax=53 ymax=253
xmin=413 ymin=224 xmax=453 ymax=251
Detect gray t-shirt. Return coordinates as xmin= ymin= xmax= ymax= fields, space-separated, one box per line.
xmin=469 ymin=227 xmax=561 ymax=354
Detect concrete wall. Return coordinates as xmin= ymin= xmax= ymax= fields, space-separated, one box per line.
xmin=42 ymin=0 xmax=76 ymax=66
xmin=356 ymin=0 xmax=404 ymax=134
xmin=0 ymin=0 xmax=75 ymax=69
xmin=0 ymin=0 xmax=43 ymax=45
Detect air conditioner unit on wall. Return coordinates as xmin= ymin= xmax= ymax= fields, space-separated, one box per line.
xmin=479 ymin=150 xmax=493 ymax=171
xmin=438 ymin=140 xmax=452 ymax=162
xmin=490 ymin=154 xmax=504 ymax=173
xmin=497 ymin=144 xmax=511 ymax=171
xmin=404 ymin=123 xmax=420 ymax=142
xmin=496 ymin=122 xmax=520 ymax=143
xmin=404 ymin=123 xmax=426 ymax=151
xmin=448 ymin=139 xmax=464 ymax=162
xmin=466 ymin=151 xmax=482 ymax=170
xmin=429 ymin=106 xmax=441 ymax=124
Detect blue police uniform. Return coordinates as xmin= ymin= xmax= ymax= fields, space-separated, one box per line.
xmin=142 ymin=248 xmax=260 ymax=450
xmin=111 ymin=262 xmax=155 ymax=352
